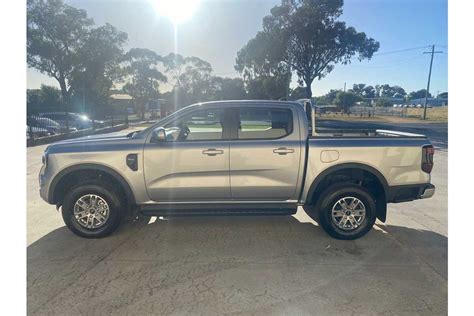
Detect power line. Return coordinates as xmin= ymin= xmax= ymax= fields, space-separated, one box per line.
xmin=372 ymin=45 xmax=431 ymax=56
xmin=349 ymin=54 xmax=426 ymax=69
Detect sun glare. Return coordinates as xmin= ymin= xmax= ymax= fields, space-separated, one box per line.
xmin=151 ymin=0 xmax=201 ymax=24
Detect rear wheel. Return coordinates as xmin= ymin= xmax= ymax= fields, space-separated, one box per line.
xmin=61 ymin=182 xmax=123 ymax=238
xmin=305 ymin=184 xmax=376 ymax=240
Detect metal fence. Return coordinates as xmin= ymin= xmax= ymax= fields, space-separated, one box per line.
xmin=348 ymin=106 xmax=408 ymax=117
xmin=26 ymin=105 xmax=129 ymax=140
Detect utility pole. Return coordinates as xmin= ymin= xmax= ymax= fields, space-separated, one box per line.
xmin=422 ymin=45 xmax=443 ymax=120
xmin=343 ymin=82 xmax=346 ymax=113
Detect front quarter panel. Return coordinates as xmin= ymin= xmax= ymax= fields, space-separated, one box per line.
xmin=40 ymin=136 xmax=149 ymax=204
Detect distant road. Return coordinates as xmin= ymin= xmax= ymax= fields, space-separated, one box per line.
xmin=317 ymin=119 xmax=448 ymax=150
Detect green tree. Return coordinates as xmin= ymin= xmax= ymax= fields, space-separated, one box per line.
xmin=70 ymin=23 xmax=127 ymax=113
xmin=351 ymin=83 xmax=366 ymax=96
xmin=375 ymin=84 xmax=406 ymax=98
xmin=27 ymin=0 xmax=128 ymax=112
xmin=27 ymin=0 xmax=93 ymax=105
xmin=289 ymin=86 xmax=308 ymax=100
xmin=27 ymin=85 xmax=62 ymax=112
xmin=163 ymin=54 xmax=216 ymax=107
xmin=162 ymin=53 xmax=187 ymax=89
xmin=237 ymin=0 xmax=379 ymax=98
xmin=438 ymin=92 xmax=448 ymax=99
xmin=235 ymin=32 xmax=291 ymax=99
xmin=245 ymin=75 xmax=290 ymax=100
xmin=350 ymin=83 xmax=376 ymax=98
xmin=210 ymin=77 xmax=247 ymax=100
xmin=408 ymin=89 xmax=432 ymax=100
xmin=179 ymin=57 xmax=213 ymax=104
xmin=334 ymin=91 xmax=362 ymax=112
xmin=122 ymin=48 xmax=167 ymax=119
xmin=314 ymin=89 xmax=339 ymax=105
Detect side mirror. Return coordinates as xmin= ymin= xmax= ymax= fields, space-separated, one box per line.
xmin=151 ymin=127 xmax=166 ymax=143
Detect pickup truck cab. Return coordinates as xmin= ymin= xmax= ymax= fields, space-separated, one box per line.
xmin=39 ymin=100 xmax=435 ymax=239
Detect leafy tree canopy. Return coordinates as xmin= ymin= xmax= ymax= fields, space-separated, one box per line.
xmin=210 ymin=77 xmax=247 ymax=101
xmin=27 ymin=85 xmax=62 ymax=112
xmin=27 ymin=0 xmax=127 ymax=108
xmin=236 ymin=0 xmax=379 ymax=98
xmin=408 ymin=89 xmax=432 ymax=100
xmin=374 ymin=84 xmax=406 ymax=98
xmin=122 ymin=48 xmax=167 ymax=119
xmin=438 ymin=92 xmax=448 ymax=99
xmin=313 ymin=89 xmax=339 ymax=105
xmin=334 ymin=91 xmax=362 ymax=111
xmin=350 ymin=83 xmax=376 ymax=99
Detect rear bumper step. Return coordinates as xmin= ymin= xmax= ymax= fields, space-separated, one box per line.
xmin=420 ymin=184 xmax=436 ymax=199
xmin=386 ymin=183 xmax=435 ymax=203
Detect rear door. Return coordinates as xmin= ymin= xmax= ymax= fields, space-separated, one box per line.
xmin=144 ymin=106 xmax=232 ymax=202
xmin=229 ymin=105 xmax=302 ymax=201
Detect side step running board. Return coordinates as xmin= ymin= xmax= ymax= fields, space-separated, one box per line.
xmin=139 ymin=203 xmax=297 ymax=217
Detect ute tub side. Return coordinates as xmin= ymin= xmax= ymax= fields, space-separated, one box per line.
xmin=300 ymin=134 xmax=432 ymax=205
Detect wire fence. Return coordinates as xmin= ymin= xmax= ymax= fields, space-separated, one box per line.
xmin=349 ymin=106 xmax=409 ymax=117
xmin=26 ymin=105 xmax=129 ymax=140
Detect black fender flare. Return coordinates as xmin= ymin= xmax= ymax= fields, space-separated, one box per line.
xmin=49 ymin=163 xmax=136 ymax=206
xmin=305 ymin=163 xmax=389 ymax=222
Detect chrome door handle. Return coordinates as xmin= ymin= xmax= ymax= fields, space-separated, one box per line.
xmin=202 ymin=148 xmax=224 ymax=156
xmin=273 ymin=147 xmax=294 ymax=155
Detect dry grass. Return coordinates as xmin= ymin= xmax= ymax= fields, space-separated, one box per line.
xmin=404 ymin=107 xmax=448 ymax=121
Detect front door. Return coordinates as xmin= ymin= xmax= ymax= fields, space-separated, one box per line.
xmin=229 ymin=106 xmax=302 ymax=201
xmin=144 ymin=107 xmax=231 ymax=202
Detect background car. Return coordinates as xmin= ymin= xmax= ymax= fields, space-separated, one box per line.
xmin=38 ymin=112 xmax=104 ymax=130
xmin=27 ymin=116 xmax=60 ymax=134
xmin=26 ymin=126 xmax=53 ymax=139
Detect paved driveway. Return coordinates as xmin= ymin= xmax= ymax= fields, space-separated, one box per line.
xmin=27 ymin=125 xmax=447 ymax=315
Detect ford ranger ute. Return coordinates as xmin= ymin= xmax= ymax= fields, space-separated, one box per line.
xmin=39 ymin=100 xmax=435 ymax=240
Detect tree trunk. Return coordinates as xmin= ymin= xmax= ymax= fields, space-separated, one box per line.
xmin=304 ymin=79 xmax=312 ymax=99
xmin=58 ymin=76 xmax=70 ymax=133
xmin=140 ymin=103 xmax=145 ymax=120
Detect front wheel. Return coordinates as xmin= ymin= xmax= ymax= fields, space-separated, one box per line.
xmin=305 ymin=184 xmax=377 ymax=240
xmin=61 ymin=182 xmax=123 ymax=238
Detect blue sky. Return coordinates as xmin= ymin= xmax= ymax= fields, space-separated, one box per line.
xmin=27 ymin=0 xmax=448 ymax=97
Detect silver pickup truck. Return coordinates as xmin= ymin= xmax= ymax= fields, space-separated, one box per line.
xmin=39 ymin=100 xmax=435 ymax=240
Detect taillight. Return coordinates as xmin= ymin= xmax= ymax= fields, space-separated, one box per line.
xmin=422 ymin=145 xmax=434 ymax=173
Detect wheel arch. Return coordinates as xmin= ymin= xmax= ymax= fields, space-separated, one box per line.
xmin=305 ymin=163 xmax=388 ymax=222
xmin=49 ymin=163 xmax=136 ymax=207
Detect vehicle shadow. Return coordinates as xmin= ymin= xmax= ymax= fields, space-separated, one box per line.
xmin=27 ymin=214 xmax=447 ymax=314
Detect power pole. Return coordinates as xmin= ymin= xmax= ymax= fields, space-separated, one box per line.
xmin=422 ymin=45 xmax=443 ymax=120
xmin=343 ymin=82 xmax=346 ymax=113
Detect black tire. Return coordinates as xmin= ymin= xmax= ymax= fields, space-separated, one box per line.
xmin=61 ymin=181 xmax=123 ymax=238
xmin=304 ymin=184 xmax=376 ymax=240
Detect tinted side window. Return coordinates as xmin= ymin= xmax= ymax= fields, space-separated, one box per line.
xmin=238 ymin=107 xmax=293 ymax=140
xmin=163 ymin=108 xmax=224 ymax=141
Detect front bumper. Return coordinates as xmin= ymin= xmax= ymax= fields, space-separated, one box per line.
xmin=38 ymin=163 xmax=53 ymax=204
xmin=386 ymin=183 xmax=435 ymax=203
